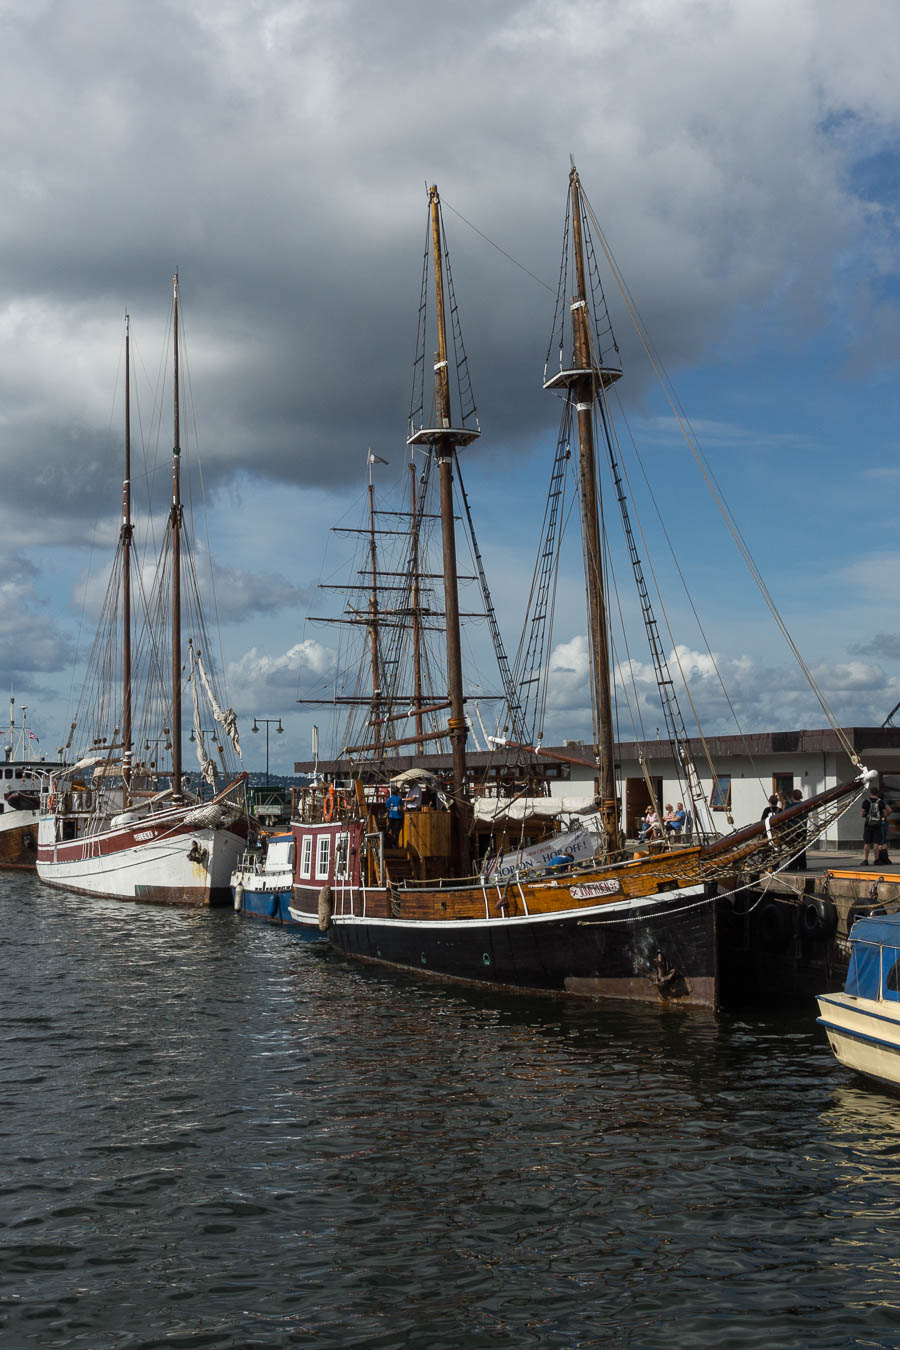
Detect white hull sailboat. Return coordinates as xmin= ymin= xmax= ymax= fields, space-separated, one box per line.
xmin=37 ymin=286 xmax=249 ymax=904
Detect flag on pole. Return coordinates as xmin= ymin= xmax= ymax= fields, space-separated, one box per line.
xmin=367 ymin=450 xmax=388 ymax=465
xmin=28 ymin=731 xmax=39 ymax=743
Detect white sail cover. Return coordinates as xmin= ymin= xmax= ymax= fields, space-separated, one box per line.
xmin=189 ymin=648 xmax=217 ymax=786
xmin=472 ymin=793 xmax=599 ymax=823
xmin=194 ymin=648 xmax=242 ymax=759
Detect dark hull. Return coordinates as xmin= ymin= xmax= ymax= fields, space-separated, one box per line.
xmin=236 ymin=888 xmax=325 ymax=940
xmin=716 ymin=891 xmax=848 ymax=1006
xmin=0 ymin=818 xmax=40 ymax=869
xmin=327 ymin=885 xmax=719 ymax=1008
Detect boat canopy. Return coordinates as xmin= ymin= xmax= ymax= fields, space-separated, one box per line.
xmin=389 ymin=768 xmax=442 ymax=788
xmin=846 ymin=914 xmax=900 ymax=1001
xmin=264 ymin=836 xmax=294 ymax=874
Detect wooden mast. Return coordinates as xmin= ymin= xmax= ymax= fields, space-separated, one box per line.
xmin=407 ymin=185 xmax=480 ymax=871
xmin=430 ymin=186 xmax=466 ymax=812
xmin=557 ymin=166 xmax=622 ymax=851
xmin=170 ymin=274 xmax=183 ymax=798
xmin=409 ymin=454 xmax=425 ymax=753
xmin=366 ymin=463 xmax=382 ymax=757
xmin=121 ymin=314 xmax=133 ymax=800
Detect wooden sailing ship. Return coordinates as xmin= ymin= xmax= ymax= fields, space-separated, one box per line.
xmin=37 ymin=285 xmax=249 ymax=904
xmin=287 ymin=173 xmax=872 ymax=1008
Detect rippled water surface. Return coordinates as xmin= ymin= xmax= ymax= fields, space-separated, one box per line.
xmin=3 ymin=874 xmax=900 ymax=1348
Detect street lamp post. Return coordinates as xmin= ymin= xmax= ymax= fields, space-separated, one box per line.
xmin=251 ymin=717 xmax=284 ymax=785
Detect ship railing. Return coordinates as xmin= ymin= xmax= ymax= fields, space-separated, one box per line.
xmin=236 ymin=848 xmax=266 ymax=876
xmin=364 ymin=831 xmax=384 ymax=889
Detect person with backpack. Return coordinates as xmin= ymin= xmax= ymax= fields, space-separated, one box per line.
xmin=862 ymin=787 xmax=890 ymax=865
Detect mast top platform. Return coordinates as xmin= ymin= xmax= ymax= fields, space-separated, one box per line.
xmin=543 ymin=365 xmax=623 ymax=393
xmin=407 ymin=426 xmax=481 ymax=448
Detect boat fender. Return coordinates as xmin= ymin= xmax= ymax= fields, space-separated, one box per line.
xmin=760 ymin=900 xmax=792 ymax=949
xmin=799 ymin=896 xmax=837 ymax=939
xmin=234 ymin=882 xmax=244 ymax=912
xmin=269 ymin=894 xmax=281 ymax=919
xmin=318 ymin=884 xmax=333 ymax=931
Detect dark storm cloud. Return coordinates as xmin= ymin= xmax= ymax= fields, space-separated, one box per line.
xmin=2 ymin=0 xmax=898 ymax=553
xmin=850 ymin=633 xmax=900 ymax=662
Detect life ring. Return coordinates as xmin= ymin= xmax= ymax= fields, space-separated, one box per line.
xmin=318 ymin=884 xmax=333 ymax=932
xmin=323 ymin=785 xmax=336 ymax=822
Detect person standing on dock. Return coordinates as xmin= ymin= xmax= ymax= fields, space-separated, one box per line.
xmin=791 ymin=788 xmax=808 ymax=870
xmin=862 ymin=787 xmax=889 ymax=865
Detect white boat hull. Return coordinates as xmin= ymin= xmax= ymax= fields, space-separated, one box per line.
xmin=817 ymin=992 xmax=900 ymax=1090
xmin=36 ymin=808 xmax=247 ymax=904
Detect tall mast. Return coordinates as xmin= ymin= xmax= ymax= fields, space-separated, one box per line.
xmin=546 ymin=166 xmax=622 ymax=851
xmin=366 ymin=464 xmax=382 ymax=756
xmin=7 ymin=693 xmax=12 ymax=763
xmin=170 ymin=275 xmax=183 ymax=798
xmin=407 ymin=185 xmax=480 ymax=870
xmin=409 ymin=454 xmax=425 ymax=753
xmin=430 ymin=185 xmax=465 ymax=800
xmin=122 ymin=314 xmax=133 ymax=799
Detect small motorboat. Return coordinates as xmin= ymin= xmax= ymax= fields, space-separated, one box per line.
xmin=231 ymin=832 xmax=323 ymax=940
xmin=817 ymin=912 xmax=900 ymax=1091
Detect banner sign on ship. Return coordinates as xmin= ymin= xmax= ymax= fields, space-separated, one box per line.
xmin=484 ymin=826 xmax=595 ymax=881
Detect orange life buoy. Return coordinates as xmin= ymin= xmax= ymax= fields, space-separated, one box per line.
xmin=323 ymin=785 xmax=336 ymax=822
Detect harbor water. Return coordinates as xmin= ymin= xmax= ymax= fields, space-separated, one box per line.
xmin=2 ymin=872 xmax=899 ymax=1350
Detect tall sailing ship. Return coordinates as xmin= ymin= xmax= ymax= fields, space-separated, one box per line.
xmin=0 ymin=695 xmax=63 ymax=868
xmin=287 ymin=172 xmax=872 ymax=1008
xmin=37 ymin=283 xmax=249 ymax=904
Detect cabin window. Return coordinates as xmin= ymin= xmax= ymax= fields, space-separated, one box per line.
xmin=299 ymin=835 xmax=313 ymax=879
xmin=710 ymin=774 xmax=732 ymax=810
xmin=885 ymin=956 xmax=900 ymax=999
xmin=335 ymin=831 xmax=350 ymax=880
xmin=315 ymin=834 xmax=331 ymax=880
xmin=4 ymin=769 xmax=12 ymax=779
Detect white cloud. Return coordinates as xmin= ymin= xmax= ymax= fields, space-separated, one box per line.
xmin=539 ymin=633 xmax=900 ymax=740
xmin=227 ymin=639 xmax=336 ymax=702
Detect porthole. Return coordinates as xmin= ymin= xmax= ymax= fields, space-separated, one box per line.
xmin=482 ymin=952 xmax=491 ymax=966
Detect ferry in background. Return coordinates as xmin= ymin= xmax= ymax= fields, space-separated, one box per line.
xmin=0 ymin=695 xmax=62 ymax=869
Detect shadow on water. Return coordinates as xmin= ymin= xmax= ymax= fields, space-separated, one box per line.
xmin=3 ymin=873 xmax=900 ymax=1349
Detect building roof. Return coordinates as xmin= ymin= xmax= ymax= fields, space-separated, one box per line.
xmin=294 ymin=726 xmax=900 ymax=775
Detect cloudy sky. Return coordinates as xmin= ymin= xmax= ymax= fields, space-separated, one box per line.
xmin=3 ymin=0 xmax=900 ymax=773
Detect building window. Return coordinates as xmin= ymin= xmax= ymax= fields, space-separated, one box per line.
xmin=335 ymin=832 xmax=350 ymax=880
xmin=710 ymin=774 xmax=732 ymax=810
xmin=299 ymin=835 xmax=313 ymax=879
xmin=316 ymin=834 xmax=331 ymax=880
